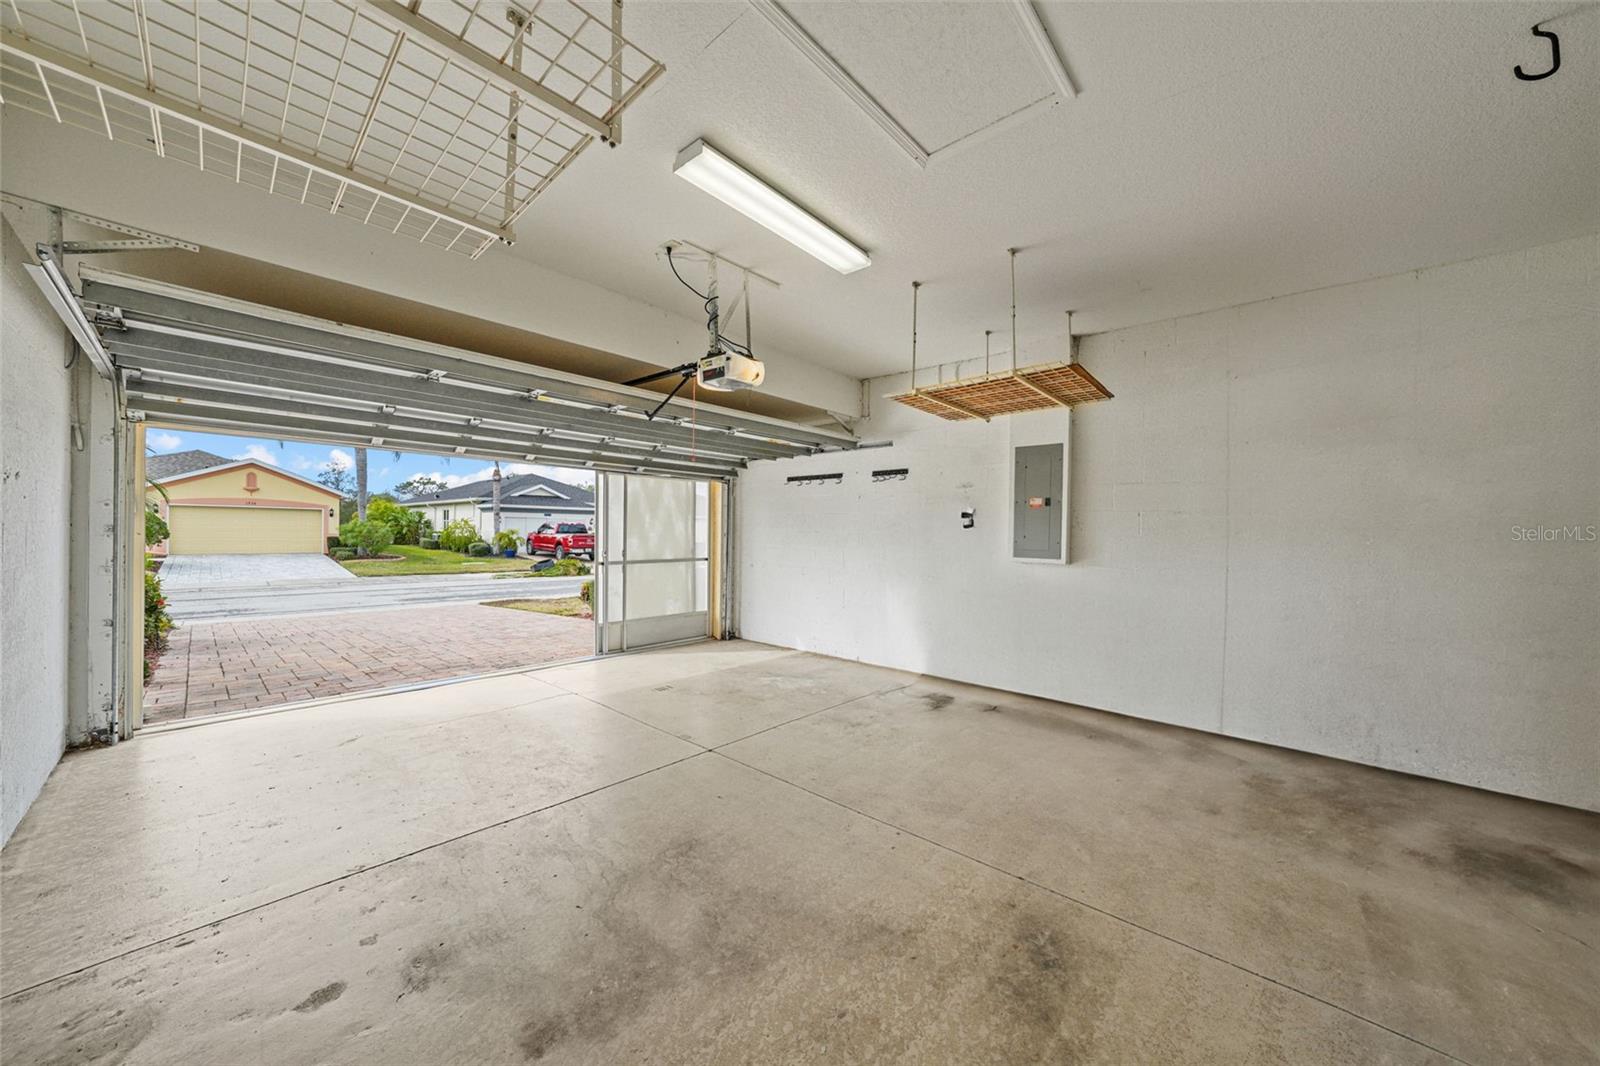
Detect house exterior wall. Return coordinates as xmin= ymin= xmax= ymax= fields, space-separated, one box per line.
xmin=411 ymin=502 xmax=464 ymax=537
xmin=2 ymin=217 xmax=72 ymax=844
xmin=147 ymin=463 xmax=339 ymax=553
xmin=406 ymin=500 xmax=593 ymax=542
xmin=736 ymin=235 xmax=1600 ymax=812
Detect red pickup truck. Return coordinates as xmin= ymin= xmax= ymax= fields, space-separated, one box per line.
xmin=527 ymin=522 xmax=594 ymax=559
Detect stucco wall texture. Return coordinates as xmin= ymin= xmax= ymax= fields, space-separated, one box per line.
xmin=738 ymin=235 xmax=1600 ymax=811
xmin=2 ymin=217 xmax=73 ymax=844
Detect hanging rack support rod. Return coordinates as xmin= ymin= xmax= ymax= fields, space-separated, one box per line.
xmin=909 ymin=280 xmax=920 ymax=389
xmin=1009 ymin=247 xmax=1019 ymax=373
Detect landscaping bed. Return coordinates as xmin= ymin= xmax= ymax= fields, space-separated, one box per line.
xmin=483 ymin=597 xmax=592 ymax=619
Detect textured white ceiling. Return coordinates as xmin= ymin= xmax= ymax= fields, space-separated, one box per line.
xmin=781 ymin=1 xmax=1051 ymax=153
xmin=494 ymin=1 xmax=1598 ymax=379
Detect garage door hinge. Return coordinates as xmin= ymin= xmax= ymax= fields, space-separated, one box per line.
xmin=83 ymin=302 xmax=126 ymax=331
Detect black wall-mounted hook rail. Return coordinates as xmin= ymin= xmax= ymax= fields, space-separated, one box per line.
xmin=1514 ymin=23 xmax=1560 ymax=81
xmin=871 ymin=468 xmax=909 ymax=482
xmin=786 ymin=472 xmax=844 ymax=486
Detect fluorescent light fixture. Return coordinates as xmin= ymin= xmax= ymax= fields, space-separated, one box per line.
xmin=674 ymin=139 xmax=870 ymax=275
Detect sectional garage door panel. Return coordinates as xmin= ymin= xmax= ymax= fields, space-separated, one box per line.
xmin=80 ymin=271 xmax=859 ymax=483
xmin=169 ymin=506 xmax=323 ymax=555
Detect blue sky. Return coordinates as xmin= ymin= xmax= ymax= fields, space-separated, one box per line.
xmin=145 ymin=428 xmax=595 ymax=494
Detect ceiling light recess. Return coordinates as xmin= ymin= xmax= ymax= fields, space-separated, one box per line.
xmin=673 ymin=140 xmax=870 ymax=275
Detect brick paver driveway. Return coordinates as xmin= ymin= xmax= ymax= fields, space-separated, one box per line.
xmin=145 ymin=604 xmax=593 ymax=724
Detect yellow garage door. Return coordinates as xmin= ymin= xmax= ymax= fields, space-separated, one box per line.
xmin=168 ymin=506 xmax=323 ymax=555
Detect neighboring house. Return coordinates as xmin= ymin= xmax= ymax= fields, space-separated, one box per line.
xmin=146 ymin=449 xmax=343 ymax=556
xmin=403 ymin=473 xmax=595 ymax=541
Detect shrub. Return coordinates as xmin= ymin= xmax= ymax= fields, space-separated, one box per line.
xmin=493 ymin=530 xmax=519 ymax=552
xmin=330 ymin=547 xmax=356 ymax=561
xmin=467 ymin=541 xmax=493 ymax=557
xmin=580 ymin=578 xmax=593 ymax=604
xmin=144 ymin=571 xmax=173 ymax=651
xmin=439 ymin=518 xmax=478 ymax=553
xmin=144 ymin=504 xmax=169 ymax=546
xmin=338 ymin=518 xmax=393 ymax=558
xmin=326 ymin=535 xmax=342 ymax=552
xmin=538 ymin=556 xmax=590 ymax=577
xmin=368 ymin=498 xmax=426 ymax=545
xmin=419 ymin=536 xmax=440 ymax=550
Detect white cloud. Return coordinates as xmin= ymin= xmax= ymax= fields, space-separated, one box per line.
xmin=233 ymin=444 xmax=280 ymax=467
xmin=148 ymin=431 xmax=183 ymax=451
xmin=326 ymin=448 xmax=354 ymax=470
xmin=289 ymin=455 xmax=318 ymax=471
xmin=499 ymin=462 xmax=596 ymax=487
xmin=414 ymin=468 xmax=481 ymax=489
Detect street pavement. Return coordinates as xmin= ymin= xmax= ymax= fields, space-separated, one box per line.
xmin=164 ymin=571 xmax=588 ymax=622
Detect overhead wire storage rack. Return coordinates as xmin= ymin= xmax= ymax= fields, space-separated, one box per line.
xmin=892 ymin=360 xmax=1113 ymax=421
xmin=0 ymin=0 xmax=663 ymax=258
xmin=889 ymin=248 xmax=1113 ymax=421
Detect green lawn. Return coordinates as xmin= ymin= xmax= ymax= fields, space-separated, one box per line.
xmin=339 ymin=544 xmax=532 ymax=577
xmin=483 ymin=597 xmax=591 ymax=618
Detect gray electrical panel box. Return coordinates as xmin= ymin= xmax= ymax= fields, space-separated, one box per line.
xmin=1012 ymin=443 xmax=1063 ymax=561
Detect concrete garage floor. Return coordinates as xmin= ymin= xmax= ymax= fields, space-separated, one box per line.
xmin=3 ymin=643 xmax=1595 ymax=1064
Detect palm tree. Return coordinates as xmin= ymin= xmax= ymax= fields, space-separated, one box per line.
xmin=491 ymin=461 xmax=502 ymax=536
xmin=355 ymin=447 xmax=368 ymax=521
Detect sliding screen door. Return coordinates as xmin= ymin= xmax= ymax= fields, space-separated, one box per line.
xmin=595 ymin=474 xmax=712 ymax=653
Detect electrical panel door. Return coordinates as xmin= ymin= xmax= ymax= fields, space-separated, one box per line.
xmin=1013 ymin=443 xmax=1063 ymax=560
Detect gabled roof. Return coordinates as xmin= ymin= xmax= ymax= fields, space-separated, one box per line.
xmin=406 ymin=473 xmax=595 ymax=507
xmin=152 ymin=458 xmax=344 ymax=497
xmin=145 ymin=449 xmax=229 ymax=480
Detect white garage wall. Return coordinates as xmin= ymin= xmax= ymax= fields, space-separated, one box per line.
xmin=737 ymin=235 xmax=1599 ymax=811
xmin=1 ymin=218 xmax=73 ymax=844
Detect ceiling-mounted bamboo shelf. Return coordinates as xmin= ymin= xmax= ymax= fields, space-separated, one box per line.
xmin=889 ymin=361 xmax=1113 ymax=421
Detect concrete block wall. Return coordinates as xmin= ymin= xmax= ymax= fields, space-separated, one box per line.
xmin=737 ymin=235 xmax=1599 ymax=811
xmin=1 ymin=217 xmax=73 ymax=844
